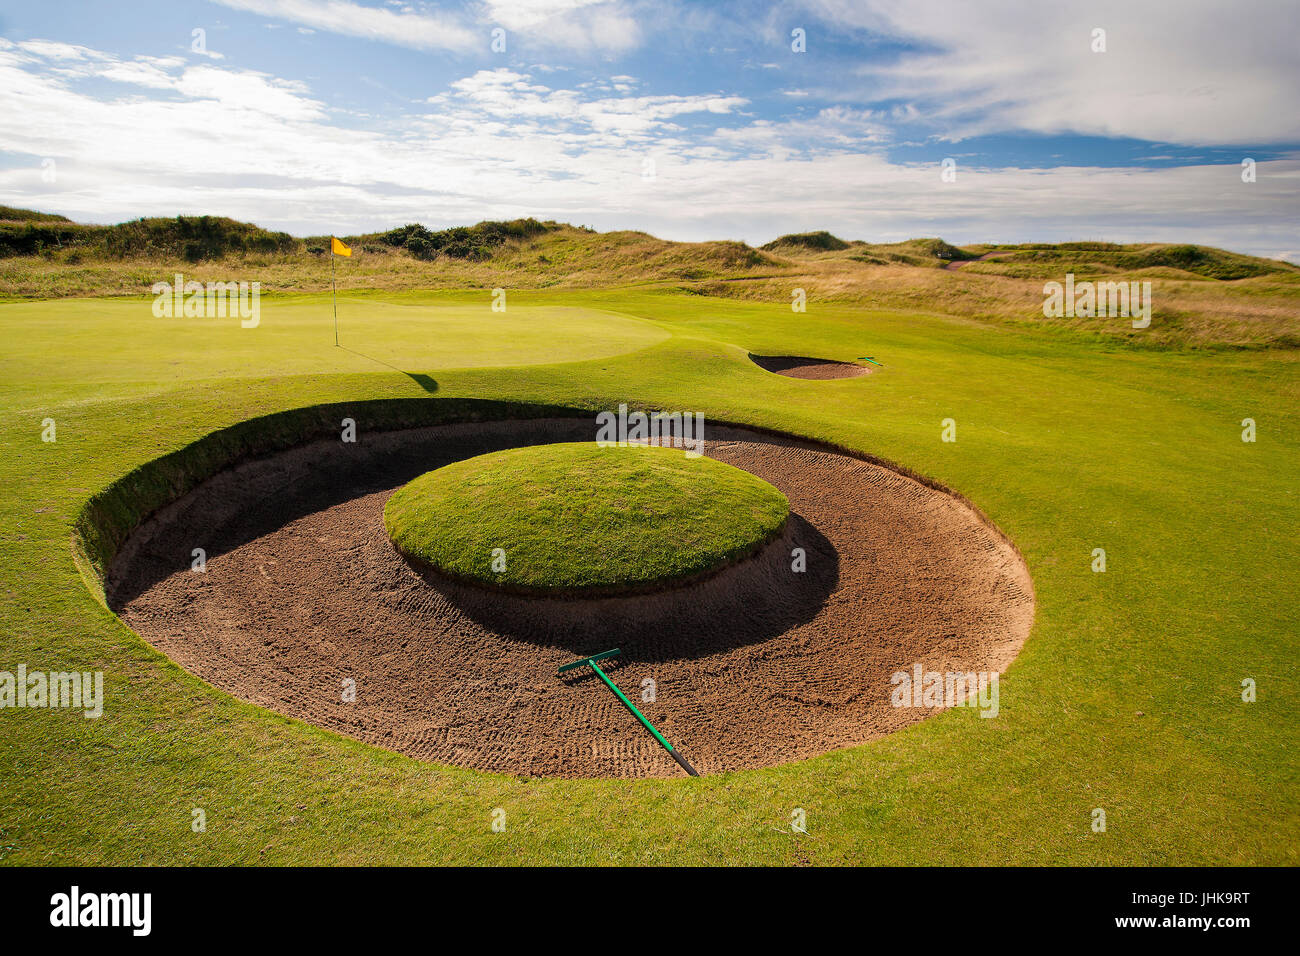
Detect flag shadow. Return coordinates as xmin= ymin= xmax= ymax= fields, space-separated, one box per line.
xmin=336 ymin=344 xmax=438 ymax=394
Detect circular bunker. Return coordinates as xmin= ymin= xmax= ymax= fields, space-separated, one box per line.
xmin=105 ymin=415 xmax=1033 ymax=778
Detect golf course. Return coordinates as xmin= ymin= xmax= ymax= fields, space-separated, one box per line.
xmin=1 ymin=217 xmax=1296 ymax=864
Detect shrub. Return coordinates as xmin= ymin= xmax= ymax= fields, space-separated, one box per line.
xmin=378 ymin=219 xmax=555 ymax=261
xmin=760 ymin=231 xmax=849 ymax=252
xmin=405 ymin=235 xmax=435 ymax=260
xmin=1119 ymin=244 xmax=1270 ymax=280
xmin=913 ymin=238 xmax=978 ymax=262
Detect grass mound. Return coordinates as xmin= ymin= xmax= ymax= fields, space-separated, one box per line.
xmin=0 ymin=205 xmax=72 ymax=223
xmin=762 ymin=230 xmax=850 ymax=252
xmin=968 ymin=242 xmax=1292 ymax=280
xmin=384 ymin=441 xmax=790 ymax=593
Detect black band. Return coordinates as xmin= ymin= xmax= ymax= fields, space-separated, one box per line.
xmin=671 ymin=749 xmax=700 ymax=777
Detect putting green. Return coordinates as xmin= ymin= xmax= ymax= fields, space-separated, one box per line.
xmin=0 ymin=294 xmax=668 ymax=390
xmin=383 ymin=441 xmax=790 ymax=593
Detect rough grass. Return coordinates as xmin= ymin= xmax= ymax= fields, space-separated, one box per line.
xmin=384 ymin=442 xmax=789 ymax=592
xmin=0 ymin=213 xmax=297 ymax=261
xmin=1 ymin=285 xmax=1294 ymax=865
xmin=0 ymin=206 xmax=72 ymax=223
xmin=761 ymin=231 xmax=850 ymax=252
xmin=2 ymin=217 xmax=1294 ymax=348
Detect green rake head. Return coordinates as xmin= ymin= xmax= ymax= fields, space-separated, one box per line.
xmin=557 ymin=648 xmax=621 ymax=674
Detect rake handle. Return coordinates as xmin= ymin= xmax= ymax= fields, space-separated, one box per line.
xmin=670 ymin=749 xmax=699 ymax=777
xmin=583 ymin=657 xmax=700 ymax=778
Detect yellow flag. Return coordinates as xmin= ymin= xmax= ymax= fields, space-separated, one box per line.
xmin=331 ymin=236 xmax=352 ymax=257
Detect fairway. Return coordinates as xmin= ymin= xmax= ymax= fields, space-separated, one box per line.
xmin=2 ymin=286 xmax=1295 ymax=864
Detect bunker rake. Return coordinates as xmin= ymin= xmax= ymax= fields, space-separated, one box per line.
xmin=558 ymin=648 xmax=699 ymax=777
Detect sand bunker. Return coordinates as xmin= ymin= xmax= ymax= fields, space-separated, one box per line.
xmin=108 ymin=419 xmax=1033 ymax=778
xmin=749 ymin=354 xmax=871 ymax=379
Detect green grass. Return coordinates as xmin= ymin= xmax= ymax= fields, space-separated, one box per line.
xmin=384 ymin=442 xmax=789 ymax=592
xmin=0 ymin=285 xmax=1295 ymax=866
xmin=0 ymin=295 xmax=668 ymax=392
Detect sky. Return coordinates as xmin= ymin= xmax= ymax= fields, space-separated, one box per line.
xmin=0 ymin=0 xmax=1296 ymax=257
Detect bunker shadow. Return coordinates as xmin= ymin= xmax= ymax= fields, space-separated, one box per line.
xmin=106 ymin=423 xmax=589 ymax=609
xmin=407 ymin=514 xmax=840 ymax=661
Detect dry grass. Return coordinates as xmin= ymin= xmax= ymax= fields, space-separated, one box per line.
xmin=691 ymin=261 xmax=1300 ymax=348
xmin=2 ymin=224 xmax=1296 ymax=349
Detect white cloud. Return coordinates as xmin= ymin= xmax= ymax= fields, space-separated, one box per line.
xmin=429 ymin=68 xmax=746 ymax=141
xmin=206 ymin=0 xmax=642 ymax=53
xmin=208 ymin=0 xmax=479 ymax=52
xmin=481 ymin=0 xmax=613 ymax=29
xmin=0 ymin=39 xmax=1295 ymax=257
xmin=176 ymin=65 xmax=327 ymax=121
xmin=479 ymin=0 xmax=641 ymax=51
xmin=97 ymin=59 xmax=181 ymax=90
xmin=802 ymin=0 xmax=1300 ymax=145
xmin=13 ymin=40 xmax=91 ymax=60
xmin=711 ymin=107 xmax=889 ymax=159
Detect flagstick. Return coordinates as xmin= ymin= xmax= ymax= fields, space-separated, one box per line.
xmin=332 ymin=245 xmax=338 ymax=347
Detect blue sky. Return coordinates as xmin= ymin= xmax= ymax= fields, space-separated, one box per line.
xmin=0 ymin=0 xmax=1296 ymax=257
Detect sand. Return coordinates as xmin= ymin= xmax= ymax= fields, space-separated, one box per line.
xmin=749 ymin=355 xmax=872 ymax=379
xmin=109 ymin=419 xmax=1034 ymax=778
